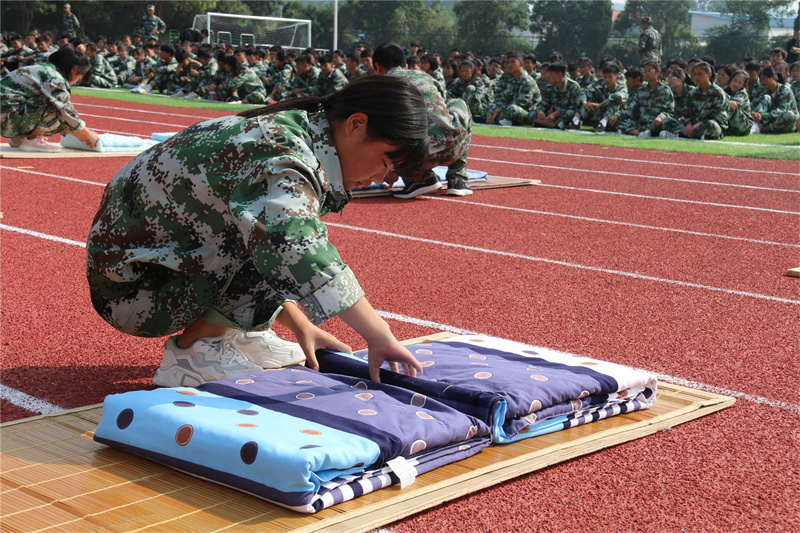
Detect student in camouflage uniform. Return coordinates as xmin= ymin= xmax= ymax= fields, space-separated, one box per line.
xmin=660 ymin=62 xmax=728 ymax=140
xmin=31 ymin=36 xmax=53 ymax=64
xmin=183 ymin=48 xmax=217 ymax=99
xmin=288 ymin=54 xmax=320 ymax=98
xmin=222 ymin=55 xmax=267 ymax=104
xmin=452 ymin=60 xmax=492 ymax=118
xmin=751 ymin=66 xmax=798 ymax=133
xmin=164 ymin=48 xmax=196 ymax=96
xmin=1 ymin=45 xmax=98 ymax=151
xmin=575 ymin=57 xmax=598 ymax=89
xmin=310 ymin=54 xmax=347 ymax=98
xmin=131 ymin=44 xmax=178 ymax=94
xmin=373 ymin=43 xmax=473 ymax=198
xmin=573 ymin=64 xmax=628 ymax=132
xmin=534 ymin=62 xmax=581 ymax=129
xmin=113 ymin=45 xmax=137 ymax=86
xmin=62 ymin=4 xmax=80 ymax=38
xmin=140 ymin=5 xmax=166 ymax=43
xmin=485 ymin=51 xmax=540 ymax=126
xmin=724 ymin=70 xmax=754 ymax=136
xmin=267 ymin=50 xmax=294 ymax=101
xmin=617 ymin=61 xmax=674 ymax=136
xmin=85 ymin=43 xmax=118 ymax=88
xmin=636 ymin=17 xmax=662 ymax=64
xmin=665 ymin=67 xmax=689 ymax=119
xmin=85 ymin=76 xmax=428 ymax=387
xmin=421 ymin=53 xmax=445 ymax=85
xmin=1 ymin=34 xmax=34 ymax=73
xmin=788 ymin=62 xmax=800 ymax=104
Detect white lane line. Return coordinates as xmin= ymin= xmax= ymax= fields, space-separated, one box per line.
xmin=377 ymin=311 xmax=800 ymax=414
xmin=77 ymin=102 xmax=220 ymax=121
xmin=470 ymin=143 xmax=800 ymax=176
xmin=421 ymin=196 xmax=800 ymax=248
xmin=1 ymin=384 xmax=65 ymax=415
xmin=2 ymin=225 xmax=797 ymax=417
xmin=5 ymin=166 xmax=795 ymax=248
xmin=470 ymin=156 xmax=800 ymax=194
xmin=80 ymin=113 xmax=192 ymax=128
xmin=327 ymin=222 xmax=800 ymax=305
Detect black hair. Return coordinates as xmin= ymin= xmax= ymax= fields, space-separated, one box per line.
xmin=771 ymin=47 xmax=787 ymax=58
xmin=332 ymin=49 xmax=344 ymax=58
xmin=745 ymin=61 xmax=761 ymax=72
xmin=8 ymin=32 xmax=23 ymax=43
xmin=601 ymin=64 xmax=620 ymax=75
xmin=625 ymin=68 xmax=643 ymax=81
xmin=547 ymin=52 xmax=563 ymax=62
xmin=641 ymin=59 xmax=659 ymax=71
xmin=234 ymin=46 xmax=246 ymax=55
xmin=245 ymin=47 xmax=257 ymax=56
xmin=406 ymin=55 xmax=420 ymax=67
xmin=160 ymin=44 xmax=175 ymax=56
xmin=666 ymin=57 xmax=688 ymax=70
xmin=224 ymin=54 xmax=242 ymax=73
xmin=197 ymin=48 xmax=211 ymax=60
xmin=35 ymin=35 xmax=48 ymax=44
xmin=506 ymin=50 xmax=523 ymax=63
xmin=422 ymin=53 xmax=438 ymax=71
xmin=442 ymin=59 xmax=457 ymax=74
xmin=48 ymin=44 xmax=91 ymax=80
xmin=567 ymin=60 xmax=579 ymax=72
xmin=700 ymin=55 xmax=716 ymax=67
xmin=460 ymin=60 xmax=475 ymax=71
xmin=319 ymin=53 xmax=332 ymax=64
xmin=174 ymin=47 xmax=188 ymax=62
xmin=85 ymin=42 xmax=98 ymax=53
xmin=360 ymin=47 xmax=373 ymax=59
xmin=296 ymin=53 xmax=310 ymax=64
xmin=578 ymin=56 xmax=593 ymax=67
xmin=238 ymin=75 xmax=429 ymax=181
xmin=373 ymin=43 xmax=408 ymax=69
xmin=760 ymin=66 xmax=776 ymax=78
xmin=548 ymin=62 xmax=567 ymax=75
xmin=275 ymin=50 xmax=286 ymax=63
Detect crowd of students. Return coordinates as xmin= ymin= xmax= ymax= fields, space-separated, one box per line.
xmin=3 ymin=23 xmax=800 ymax=139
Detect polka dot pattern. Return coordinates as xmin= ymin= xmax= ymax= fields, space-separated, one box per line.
xmin=296 ymin=393 xmax=315 ymax=400
xmin=411 ymin=393 xmax=427 ymax=407
xmin=175 ymin=424 xmax=193 ymax=446
xmin=173 ymin=401 xmax=195 ymax=407
xmin=116 ymin=408 xmax=134 ymax=430
xmin=235 ymin=379 xmax=255 ymax=385
xmin=237 ymin=409 xmax=258 ymax=416
xmin=530 ymin=375 xmax=549 ymax=381
xmin=357 ymin=409 xmax=377 ymax=416
xmin=240 ymin=441 xmax=258 ymax=464
xmin=355 ymin=393 xmax=373 ymax=401
xmin=415 ymin=349 xmax=433 ymax=355
xmin=474 ymin=372 xmax=492 ymax=379
xmin=410 ymin=440 xmax=427 ymax=454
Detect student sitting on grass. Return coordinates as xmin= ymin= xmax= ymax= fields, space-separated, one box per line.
xmin=1 ymin=44 xmax=98 ymax=152
xmin=86 ymin=76 xmax=427 ymax=388
xmin=659 ymin=62 xmax=728 ymax=140
xmin=534 ymin=61 xmax=581 ymax=129
xmin=724 ymin=70 xmax=754 ymax=137
xmin=750 ymin=66 xmax=799 ymax=134
xmin=572 ymin=63 xmax=628 ymax=133
xmin=130 ymin=43 xmax=177 ymax=94
xmin=617 ymin=60 xmax=674 ymax=137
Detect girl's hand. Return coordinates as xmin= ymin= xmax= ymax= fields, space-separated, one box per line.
xmin=294 ymin=325 xmax=352 ymax=372
xmin=729 ymin=100 xmax=739 ymax=111
xmin=72 ymin=127 xmax=99 ymax=148
xmin=366 ymin=337 xmax=422 ymax=383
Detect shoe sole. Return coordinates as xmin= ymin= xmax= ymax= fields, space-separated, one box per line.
xmin=392 ymin=181 xmax=443 ymax=199
xmin=446 ymin=188 xmax=473 ymax=196
xmin=19 ymin=145 xmax=61 ymax=153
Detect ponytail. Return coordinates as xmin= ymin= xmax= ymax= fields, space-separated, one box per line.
xmin=239 ymin=75 xmax=429 ymax=180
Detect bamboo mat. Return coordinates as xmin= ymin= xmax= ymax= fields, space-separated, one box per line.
xmin=352 ymin=176 xmax=540 ymax=198
xmin=0 ymin=143 xmax=145 ymax=159
xmin=1 ymin=333 xmax=734 ymax=532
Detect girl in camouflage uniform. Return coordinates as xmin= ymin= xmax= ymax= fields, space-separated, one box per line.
xmin=660 ymin=62 xmax=728 ymax=140
xmin=1 ymin=45 xmax=98 ymax=152
xmin=86 ymin=75 xmax=428 ymax=388
xmin=725 ymin=71 xmax=754 ymax=137
xmin=751 ymin=67 xmax=799 ymax=134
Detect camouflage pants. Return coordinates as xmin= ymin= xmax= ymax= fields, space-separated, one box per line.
xmin=727 ymin=108 xmax=754 ymax=136
xmin=500 ymin=104 xmax=533 ymax=126
xmin=618 ymin=112 xmax=669 ymax=134
xmin=763 ymin=110 xmax=798 ymax=133
xmin=579 ymin=103 xmax=624 ymax=126
xmin=427 ymin=97 xmax=472 ymax=180
xmin=244 ymin=89 xmax=267 ymax=105
xmin=0 ymin=95 xmax=71 ymax=138
xmin=91 ymin=74 xmax=117 ymax=89
xmin=87 ymin=257 xmax=285 ymax=337
xmin=462 ymin=85 xmax=489 ymax=117
xmin=662 ymin=117 xmax=724 ymax=139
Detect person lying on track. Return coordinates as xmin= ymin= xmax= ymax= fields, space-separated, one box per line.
xmin=85 ymin=75 xmax=427 ymax=388
xmin=1 ymin=44 xmax=98 ymax=152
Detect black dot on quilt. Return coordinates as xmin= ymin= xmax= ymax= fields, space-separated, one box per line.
xmin=116 ymin=408 xmax=134 ymax=429
xmin=300 ymin=444 xmax=320 ymax=449
xmin=241 ymin=441 xmax=259 ymax=464
xmin=173 ymin=401 xmax=195 ymax=407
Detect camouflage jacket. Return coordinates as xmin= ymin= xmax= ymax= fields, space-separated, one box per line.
xmin=31 ymin=49 xmax=52 ymax=64
xmin=487 ymin=71 xmax=540 ymax=114
xmin=197 ymin=58 xmax=219 ymax=86
xmin=85 ymin=110 xmax=362 ymax=327
xmin=791 ymin=79 xmax=800 ymax=105
xmin=430 ymin=69 xmax=446 ymax=86
xmin=537 ymin=77 xmax=582 ymax=117
xmin=749 ymin=81 xmax=766 ymax=101
xmin=460 ymin=76 xmax=493 ymax=116
xmin=638 ymin=27 xmax=662 ymax=62
xmin=290 ymin=66 xmax=320 ymax=93
xmin=670 ymin=87 xmax=689 ymax=118
xmin=114 ymin=56 xmax=137 ymax=84
xmin=579 ymin=78 xmax=628 ymax=112
xmin=761 ymin=83 xmax=799 ymax=118
xmin=270 ymin=63 xmax=295 ymax=90
xmin=682 ymin=82 xmax=729 ymax=128
xmin=62 ymin=12 xmax=80 ymax=36
xmin=227 ymin=66 xmax=266 ymax=98
xmin=0 ymin=63 xmax=84 ymax=133
xmin=90 ymin=54 xmax=118 ymax=86
xmin=625 ymin=81 xmax=675 ymax=124
xmin=311 ymin=68 xmax=347 ymax=97
xmin=152 ymin=57 xmax=178 ymax=86
xmin=447 ymin=77 xmax=467 ymax=99
xmin=576 ymin=73 xmax=598 ymax=89
xmin=2 ymin=46 xmax=34 ymax=71
xmin=726 ymin=87 xmax=754 ymax=132
xmin=141 ymin=15 xmax=167 ymax=41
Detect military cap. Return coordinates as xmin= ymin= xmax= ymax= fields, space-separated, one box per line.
xmin=640 ymin=17 xmax=652 ymax=24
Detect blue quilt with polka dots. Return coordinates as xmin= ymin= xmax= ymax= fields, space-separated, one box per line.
xmin=317 ymin=335 xmax=658 ymax=444
xmin=94 ymin=366 xmax=492 ymax=513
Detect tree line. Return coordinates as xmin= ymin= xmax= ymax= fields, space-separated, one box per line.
xmin=2 ymin=0 xmax=798 ymax=64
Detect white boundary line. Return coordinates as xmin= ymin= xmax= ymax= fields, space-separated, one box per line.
xmin=77 ymin=102 xmax=220 ymax=121
xmin=421 ymin=196 xmax=800 ymax=248
xmin=470 ymin=156 xmax=800 ymax=195
xmin=470 ymin=142 xmax=800 ymax=176
xmin=324 ymin=222 xmax=800 ymax=305
xmin=0 ymin=384 xmax=65 ymax=415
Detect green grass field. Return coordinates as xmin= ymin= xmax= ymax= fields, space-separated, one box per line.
xmin=75 ymin=87 xmax=800 ymax=161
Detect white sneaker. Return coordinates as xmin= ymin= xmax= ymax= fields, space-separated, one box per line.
xmin=7 ymin=137 xmax=22 ymax=148
xmin=225 ymin=329 xmax=306 ymax=369
xmin=184 ymin=91 xmax=199 ymax=99
xmin=152 ymin=336 xmax=265 ymax=388
xmin=638 ymin=130 xmax=651 ymax=138
xmin=130 ymin=84 xmax=145 ymax=93
xmin=750 ymin=123 xmax=761 ymax=134
xmin=659 ymin=131 xmax=679 ymax=139
xmin=171 ymin=90 xmax=186 ymax=98
xmin=19 ymin=136 xmax=61 ymax=152
xmin=557 ymin=121 xmax=566 ymax=130
xmin=498 ymin=118 xmax=513 ymax=127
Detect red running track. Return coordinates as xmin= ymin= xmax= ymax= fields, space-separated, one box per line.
xmin=1 ymin=94 xmax=799 ymax=531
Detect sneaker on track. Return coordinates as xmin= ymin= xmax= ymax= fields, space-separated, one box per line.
xmin=592 ymin=124 xmax=606 ymax=134
xmin=445 ymin=176 xmax=473 ymax=196
xmin=659 ymin=131 xmax=679 ymax=139
xmin=7 ymin=137 xmax=22 ymax=148
xmin=226 ymin=329 xmax=306 ymax=369
xmin=184 ymin=91 xmax=200 ymax=99
xmin=152 ymin=335 xmax=265 ymax=388
xmin=393 ymin=174 xmax=442 ymax=199
xmin=498 ymin=118 xmax=513 ymax=127
xmin=19 ymin=136 xmax=61 ymax=152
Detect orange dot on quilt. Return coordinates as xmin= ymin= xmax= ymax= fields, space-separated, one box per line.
xmin=471 ymin=362 xmax=489 ymax=366
xmin=530 ymin=375 xmax=549 ymax=381
xmin=466 ymin=425 xmax=478 ymax=439
xmin=177 ymin=390 xmax=197 ymax=396
xmin=415 ymin=349 xmax=433 ymax=355
xmin=295 ymin=380 xmax=312 ymax=384
xmin=353 ymin=381 xmax=368 ymax=389
xmin=529 ymin=399 xmax=543 ymax=412
xmin=420 ymin=361 xmax=435 ymax=367
xmin=301 ymin=429 xmax=322 ymax=435
xmin=581 ymin=361 xmax=599 ymax=366
xmin=474 ymin=372 xmax=492 ymax=379
xmin=411 ymin=393 xmax=427 ymax=407
xmin=236 ymin=423 xmax=258 ymax=428
xmin=175 ymin=424 xmax=193 ymax=446
xmin=469 ymin=354 xmax=487 ymax=360
xmin=358 ymin=409 xmax=377 ymax=416
xmin=416 ymin=411 xmax=433 ymax=420
xmin=237 ymin=409 xmax=258 ymax=416
xmin=235 ymin=379 xmax=255 ymax=384
xmin=296 ymin=393 xmax=315 ymax=400
xmin=355 ymin=393 xmax=373 ymax=401
xmin=469 ymin=338 xmax=485 ymax=342
xmin=410 ymin=439 xmax=427 ymax=453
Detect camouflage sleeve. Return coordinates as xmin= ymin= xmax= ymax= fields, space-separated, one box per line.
xmin=700 ymin=87 xmax=729 ymax=125
xmin=41 ymin=75 xmax=85 ymax=131
xmin=516 ymin=78 xmax=541 ymax=110
xmin=157 ymin=17 xmax=167 ymax=33
xmin=767 ymin=85 xmax=799 ymax=117
xmin=229 ymin=155 xmax=364 ymax=325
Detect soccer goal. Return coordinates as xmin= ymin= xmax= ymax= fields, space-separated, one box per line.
xmin=192 ymin=12 xmax=311 ymax=49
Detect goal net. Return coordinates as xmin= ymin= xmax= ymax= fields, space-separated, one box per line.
xmin=192 ymin=12 xmax=311 ymax=50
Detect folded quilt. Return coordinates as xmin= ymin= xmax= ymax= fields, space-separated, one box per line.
xmin=317 ymin=335 xmax=658 ymax=444
xmin=94 ymin=366 xmax=491 ymax=513
xmin=60 ymin=132 xmax=159 ymax=152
